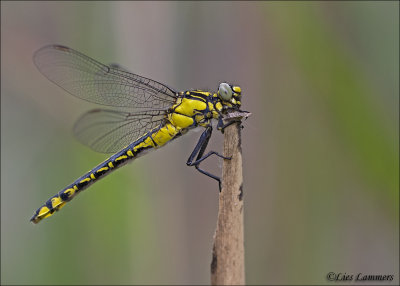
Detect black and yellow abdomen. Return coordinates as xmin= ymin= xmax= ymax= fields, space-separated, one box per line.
xmin=30 ymin=122 xmax=181 ymax=224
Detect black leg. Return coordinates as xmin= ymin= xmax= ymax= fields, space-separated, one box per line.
xmin=217 ymin=116 xmax=239 ymax=133
xmin=186 ymin=126 xmax=213 ymax=165
xmin=186 ymin=126 xmax=231 ymax=191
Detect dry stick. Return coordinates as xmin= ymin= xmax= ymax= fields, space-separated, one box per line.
xmin=211 ymin=121 xmax=245 ymax=285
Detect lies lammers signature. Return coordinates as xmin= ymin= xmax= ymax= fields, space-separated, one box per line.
xmin=327 ymin=272 xmax=395 ymax=282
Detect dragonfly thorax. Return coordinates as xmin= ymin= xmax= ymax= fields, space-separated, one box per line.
xmin=169 ymin=90 xmax=213 ymax=129
xmin=167 ymin=83 xmax=242 ymax=131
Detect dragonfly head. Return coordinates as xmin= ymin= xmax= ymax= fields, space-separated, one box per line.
xmin=217 ymin=83 xmax=241 ymax=111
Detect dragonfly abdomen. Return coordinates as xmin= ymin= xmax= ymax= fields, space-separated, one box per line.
xmin=30 ymin=122 xmax=182 ymax=224
xmin=30 ymin=149 xmax=132 ymax=224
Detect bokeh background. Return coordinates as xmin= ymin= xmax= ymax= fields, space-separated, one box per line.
xmin=1 ymin=1 xmax=398 ymax=285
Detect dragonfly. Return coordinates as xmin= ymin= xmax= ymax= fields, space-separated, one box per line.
xmin=30 ymin=45 xmax=249 ymax=224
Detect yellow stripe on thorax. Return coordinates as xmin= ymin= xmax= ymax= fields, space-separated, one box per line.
xmin=169 ymin=97 xmax=206 ymax=129
xmin=173 ymin=98 xmax=207 ymax=117
xmin=190 ymin=94 xmax=208 ymax=101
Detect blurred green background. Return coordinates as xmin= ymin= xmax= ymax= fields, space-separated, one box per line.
xmin=1 ymin=1 xmax=398 ymax=285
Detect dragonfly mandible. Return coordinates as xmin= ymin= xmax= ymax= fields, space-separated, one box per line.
xmin=30 ymin=45 xmax=247 ymax=224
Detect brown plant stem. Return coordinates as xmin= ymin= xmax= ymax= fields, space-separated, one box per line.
xmin=211 ymin=122 xmax=245 ymax=285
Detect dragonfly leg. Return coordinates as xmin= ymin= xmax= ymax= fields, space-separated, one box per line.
xmin=217 ymin=116 xmax=239 ymax=133
xmin=186 ymin=126 xmax=231 ymax=191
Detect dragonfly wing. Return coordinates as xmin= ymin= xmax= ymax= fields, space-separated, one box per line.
xmin=33 ymin=45 xmax=177 ymax=110
xmin=108 ymin=63 xmax=130 ymax=73
xmin=73 ymin=109 xmax=167 ymax=153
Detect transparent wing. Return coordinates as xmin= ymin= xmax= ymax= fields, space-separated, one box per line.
xmin=73 ymin=109 xmax=167 ymax=153
xmin=33 ymin=44 xmax=177 ymax=109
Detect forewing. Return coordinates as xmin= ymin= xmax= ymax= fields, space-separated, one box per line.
xmin=33 ymin=45 xmax=177 ymax=110
xmin=73 ymin=109 xmax=166 ymax=153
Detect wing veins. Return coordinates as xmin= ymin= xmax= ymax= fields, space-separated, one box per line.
xmin=33 ymin=45 xmax=178 ymax=109
xmin=73 ymin=109 xmax=167 ymax=153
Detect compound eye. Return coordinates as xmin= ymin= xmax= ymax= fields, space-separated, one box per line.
xmin=218 ymin=83 xmax=233 ymax=101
